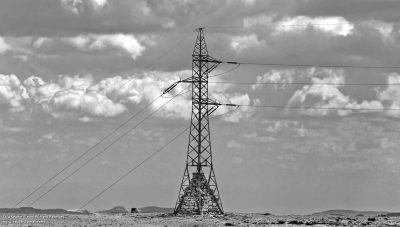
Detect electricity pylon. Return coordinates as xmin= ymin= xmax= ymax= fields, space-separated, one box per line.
xmin=173 ymin=28 xmax=224 ymax=215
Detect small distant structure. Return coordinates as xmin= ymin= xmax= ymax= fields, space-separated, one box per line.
xmin=131 ymin=208 xmax=138 ymax=213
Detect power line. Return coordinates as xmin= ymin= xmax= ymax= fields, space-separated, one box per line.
xmin=79 ymin=126 xmax=190 ymax=210
xmin=275 ymin=23 xmax=354 ymax=27
xmin=12 ymin=95 xmax=164 ymax=208
xmin=78 ymin=107 xmax=239 ymax=210
xmin=231 ymin=104 xmax=400 ymax=111
xmin=204 ymin=22 xmax=379 ymax=30
xmin=117 ymin=33 xmax=193 ymax=91
xmin=204 ymin=23 xmax=354 ymax=29
xmin=217 ymin=60 xmax=400 ymax=70
xmin=11 ymin=33 xmax=193 ymax=208
xmin=27 ymin=87 xmax=189 ymax=207
xmin=145 ymin=33 xmax=193 ymax=70
xmin=209 ymin=81 xmax=400 ymax=86
xmin=209 ymin=64 xmax=241 ymax=78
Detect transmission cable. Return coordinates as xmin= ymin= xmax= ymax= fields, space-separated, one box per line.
xmin=26 ymin=87 xmax=190 ymax=207
xmin=208 ymin=81 xmax=400 ymax=86
xmin=78 ymin=106 xmax=239 ymax=210
xmin=79 ymin=126 xmax=190 ymax=210
xmin=217 ymin=60 xmax=400 ymax=70
xmin=204 ymin=23 xmax=356 ymax=29
xmin=228 ymin=104 xmax=400 ymax=111
xmin=209 ymin=64 xmax=241 ymax=78
xmin=12 ymin=34 xmax=193 ymax=208
xmin=145 ymin=33 xmax=193 ymax=70
xmin=12 ymin=94 xmax=164 ymax=208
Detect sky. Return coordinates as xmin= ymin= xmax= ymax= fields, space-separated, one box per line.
xmin=1 ymin=0 xmax=400 ymax=215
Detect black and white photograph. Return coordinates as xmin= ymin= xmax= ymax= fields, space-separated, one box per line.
xmin=1 ymin=0 xmax=400 ymax=226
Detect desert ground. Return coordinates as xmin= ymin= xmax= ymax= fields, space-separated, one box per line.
xmin=1 ymin=212 xmax=400 ymax=227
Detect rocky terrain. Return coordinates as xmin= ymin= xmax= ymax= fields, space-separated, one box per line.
xmin=1 ymin=208 xmax=400 ymax=226
xmin=0 ymin=207 xmax=89 ymax=215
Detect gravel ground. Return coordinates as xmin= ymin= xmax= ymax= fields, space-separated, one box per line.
xmin=1 ymin=212 xmax=400 ymax=226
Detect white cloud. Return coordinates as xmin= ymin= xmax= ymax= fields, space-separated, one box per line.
xmin=62 ymin=36 xmax=90 ymax=49
xmin=227 ymin=139 xmax=245 ymax=149
xmin=61 ymin=34 xmax=145 ymax=59
xmin=275 ymin=16 xmax=354 ymax=37
xmin=240 ymin=0 xmax=255 ymax=6
xmin=33 ymin=37 xmax=52 ymax=49
xmin=90 ymin=34 xmax=145 ymax=59
xmin=252 ymin=69 xmax=295 ymax=90
xmin=243 ymin=14 xmax=274 ymax=29
xmin=24 ymin=75 xmax=125 ymax=118
xmin=0 ymin=71 xmax=252 ymax=121
xmin=90 ymin=0 xmax=108 ymax=9
xmin=0 ymin=37 xmax=10 ymax=54
xmin=212 ymin=93 xmax=252 ymax=122
xmin=0 ymin=74 xmax=29 ymax=111
xmin=16 ymin=72 xmax=187 ymax=119
xmin=366 ymin=20 xmax=394 ymax=41
xmin=244 ymin=15 xmax=354 ymax=37
xmin=24 ymin=76 xmax=60 ymax=103
xmin=61 ymin=0 xmax=84 ymax=15
xmin=289 ymin=69 xmax=383 ymax=116
xmin=230 ymin=34 xmax=264 ymax=52
xmin=37 ymin=34 xmax=146 ymax=60
xmin=378 ymin=73 xmax=400 ymax=118
xmin=265 ymin=120 xmax=298 ymax=133
xmin=243 ymin=132 xmax=275 ymax=143
xmin=61 ymin=0 xmax=108 ymax=14
xmin=51 ymin=89 xmax=126 ymax=118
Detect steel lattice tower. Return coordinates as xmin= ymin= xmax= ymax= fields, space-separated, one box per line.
xmin=174 ymin=28 xmax=224 ymax=215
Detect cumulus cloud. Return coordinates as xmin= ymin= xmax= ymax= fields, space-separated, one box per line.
xmin=90 ymin=70 xmax=192 ymax=119
xmin=9 ymin=73 xmax=170 ymax=119
xmin=226 ymin=139 xmax=245 ymax=149
xmin=33 ymin=37 xmax=52 ymax=49
xmin=289 ymin=69 xmax=383 ymax=116
xmin=0 ymin=37 xmax=10 ymax=54
xmin=61 ymin=0 xmax=84 ymax=15
xmin=265 ymin=120 xmax=299 ymax=133
xmin=377 ymin=73 xmax=400 ymax=118
xmin=63 ymin=34 xmax=146 ymax=59
xmin=0 ymin=74 xmax=29 ymax=111
xmin=243 ymin=132 xmax=275 ymax=143
xmin=243 ymin=14 xmax=274 ymax=29
xmin=24 ymin=75 xmax=126 ymax=118
xmin=244 ymin=15 xmax=355 ymax=36
xmin=50 ymin=89 xmax=126 ymax=118
xmin=61 ymin=0 xmax=108 ymax=14
xmin=366 ymin=20 xmax=394 ymax=41
xmin=90 ymin=34 xmax=145 ymax=59
xmin=252 ymin=69 xmax=295 ymax=90
xmin=90 ymin=0 xmax=108 ymax=9
xmin=275 ymin=16 xmax=355 ymax=36
xmin=212 ymin=93 xmax=252 ymax=122
xmin=62 ymin=36 xmax=90 ymax=49
xmin=0 ymin=71 xmax=247 ymax=121
xmin=230 ymin=34 xmax=265 ymax=52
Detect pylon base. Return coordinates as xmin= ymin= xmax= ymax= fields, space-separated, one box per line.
xmin=174 ymin=172 xmax=223 ymax=215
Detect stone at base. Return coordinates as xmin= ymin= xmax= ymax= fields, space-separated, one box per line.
xmin=175 ymin=172 xmax=223 ymax=215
